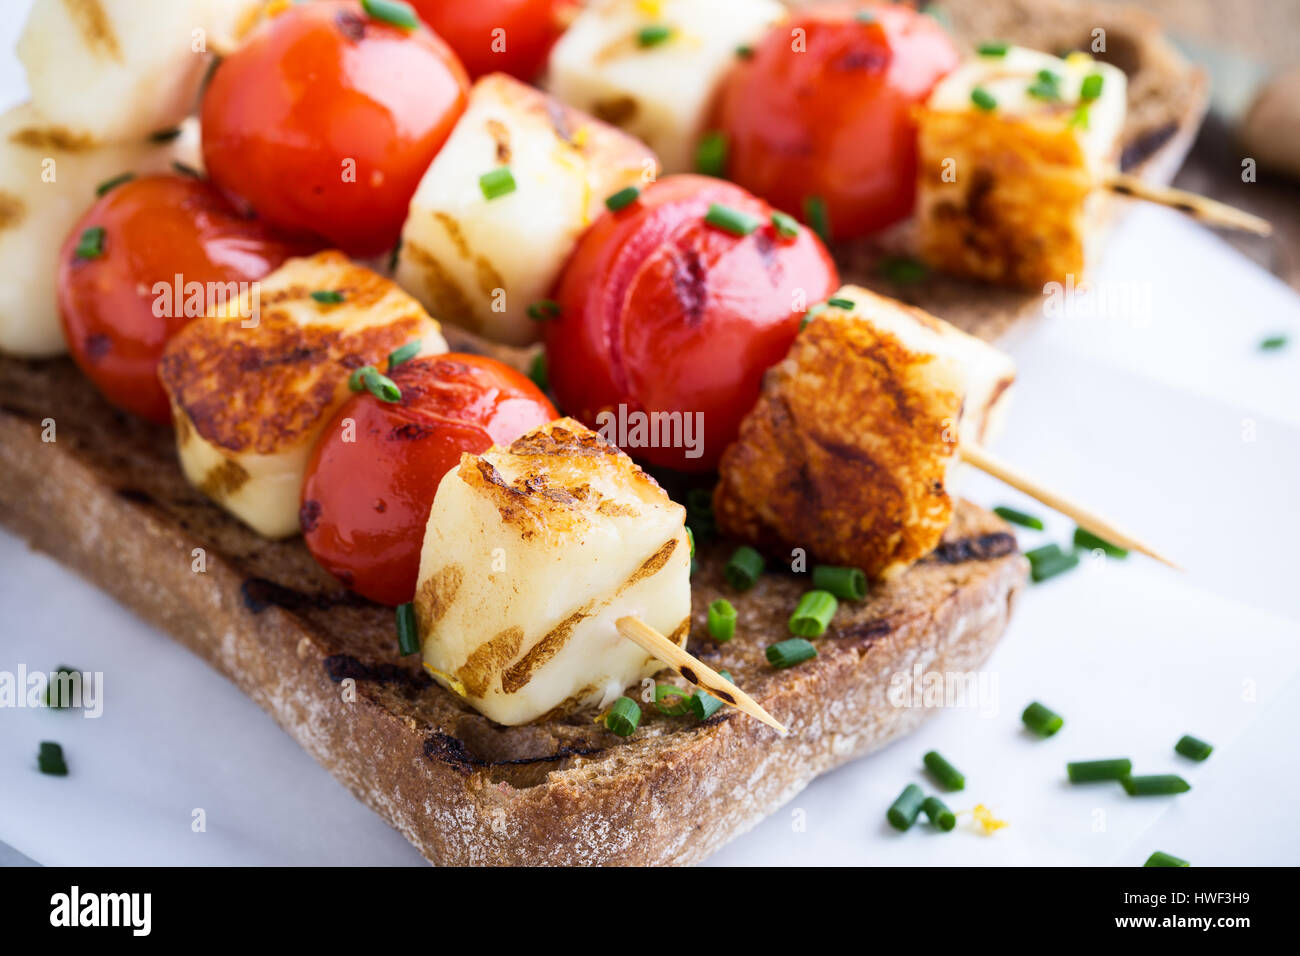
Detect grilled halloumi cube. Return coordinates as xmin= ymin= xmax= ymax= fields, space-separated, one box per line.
xmin=17 ymin=0 xmax=262 ymax=143
xmin=714 ymin=300 xmax=965 ymax=580
xmin=827 ymin=285 xmax=1016 ymax=446
xmin=546 ymin=0 xmax=786 ymax=173
xmin=395 ymin=73 xmax=656 ymax=346
xmin=159 ymin=251 xmax=447 ymax=538
xmin=415 ymin=418 xmax=691 ymax=726
xmin=0 ymin=105 xmax=201 ymax=357
xmin=916 ymin=47 xmax=1127 ymax=288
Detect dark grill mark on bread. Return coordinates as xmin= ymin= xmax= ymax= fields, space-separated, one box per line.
xmin=423 ymin=732 xmax=604 ymax=775
xmin=926 ymin=532 xmax=1018 ymax=564
xmin=324 ymin=654 xmax=431 ymax=687
xmin=115 ymin=487 xmax=153 ymax=505
xmin=242 ymin=578 xmax=368 ymax=614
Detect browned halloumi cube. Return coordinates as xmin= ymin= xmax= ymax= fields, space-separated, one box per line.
xmin=916 ymin=47 xmax=1127 ymax=288
xmin=713 ymin=299 xmax=965 ymax=580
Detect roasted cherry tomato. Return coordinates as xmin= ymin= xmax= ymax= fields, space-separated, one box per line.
xmin=544 ymin=175 xmax=839 ymax=473
xmin=200 ymin=0 xmax=469 ymax=257
xmin=301 ymin=354 xmax=556 ymax=606
xmin=409 ymin=0 xmax=576 ymax=80
xmin=716 ymin=2 xmax=959 ymax=240
xmin=57 ymin=174 xmax=309 ymax=424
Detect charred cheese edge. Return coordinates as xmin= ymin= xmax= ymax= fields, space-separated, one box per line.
xmin=916 ymin=48 xmax=1128 ymax=288
xmin=714 ymin=306 xmax=964 ymax=580
xmin=395 ymin=72 xmax=657 ymax=346
xmin=159 ymin=251 xmax=447 ymax=538
xmin=0 ymin=105 xmax=202 ymax=357
xmin=415 ymin=418 xmax=691 ymax=726
xmin=545 ymin=0 xmax=786 ymax=173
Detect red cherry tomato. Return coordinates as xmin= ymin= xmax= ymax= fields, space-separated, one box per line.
xmin=301 ymin=353 xmax=556 ymax=606
xmin=200 ymin=0 xmax=469 ymax=257
xmin=409 ymin=0 xmax=576 ymax=81
xmin=544 ymin=175 xmax=839 ymax=473
xmin=717 ymin=1 xmax=959 ymax=240
xmin=57 ymin=174 xmax=309 ymax=424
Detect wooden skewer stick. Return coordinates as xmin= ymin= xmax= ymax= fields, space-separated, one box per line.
xmin=615 ymin=616 xmax=788 ymax=736
xmin=960 ymin=442 xmax=1181 ymax=570
xmin=1104 ymin=173 xmax=1272 ymax=236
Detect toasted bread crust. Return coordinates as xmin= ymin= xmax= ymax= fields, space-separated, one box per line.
xmin=0 ymin=352 xmax=1024 ymax=864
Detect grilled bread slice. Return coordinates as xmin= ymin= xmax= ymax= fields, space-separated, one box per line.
xmin=0 ymin=345 xmax=1024 ymax=865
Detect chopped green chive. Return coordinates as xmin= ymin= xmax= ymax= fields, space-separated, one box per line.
xmin=811 ymin=565 xmax=867 ymax=601
xmin=691 ymin=670 xmax=733 ymax=720
xmin=695 ymin=131 xmax=728 ymax=177
xmin=1175 ymin=735 xmax=1213 ymax=761
xmin=735 ymin=44 xmax=754 ymax=59
xmin=1068 ymin=104 xmax=1090 ymax=129
xmin=766 ymin=637 xmax=817 ymax=669
xmin=1074 ymin=527 xmax=1128 ymax=558
xmin=878 ymin=255 xmax=929 ymax=283
xmin=724 ymin=545 xmax=764 ymax=591
xmin=653 ymin=684 xmax=693 ymax=716
xmin=803 ymin=195 xmax=830 ymax=243
xmin=604 ymin=696 xmax=641 ymax=736
xmin=604 ymin=185 xmax=640 ymax=212
xmin=45 ymin=666 xmax=79 ymax=709
xmin=707 ymin=598 xmax=737 ymax=642
xmin=95 ymin=171 xmax=134 ymax=197
xmin=789 ymin=590 xmax=837 ymax=637
xmin=1144 ymin=851 xmax=1190 ymax=867
xmin=971 ymin=87 xmax=998 ymax=111
xmin=149 ymin=126 xmax=183 ymax=143
xmin=172 ymin=160 xmax=202 ymax=178
xmin=705 ymin=202 xmax=760 ymax=237
xmin=978 ymin=41 xmax=1009 ymax=57
xmin=1080 ymin=72 xmax=1104 ymax=101
xmin=855 ymin=10 xmax=876 ymax=22
xmin=1027 ymin=543 xmax=1078 ymax=582
xmin=361 ymin=0 xmax=419 ymax=30
xmin=1021 ymin=701 xmax=1064 ymax=737
xmin=74 ymin=226 xmax=105 ymax=260
xmin=395 ymin=602 xmax=419 ymax=655
xmin=1027 ymin=69 xmax=1062 ymax=101
xmin=348 ymin=365 xmax=402 ymax=403
xmin=685 ymin=525 xmax=695 ymax=559
xmin=529 ymin=352 xmax=549 ymax=393
xmin=388 ymin=339 xmax=421 ymax=369
xmin=479 ymin=167 xmax=516 ymax=200
xmin=1260 ymin=334 xmax=1288 ymax=350
xmin=1067 ymin=758 xmax=1132 ymax=783
xmin=637 ymin=24 xmax=672 ymax=47
xmin=1121 ymin=774 xmax=1191 ymax=797
xmin=771 ymin=210 xmax=799 ymax=239
xmin=922 ymin=795 xmax=956 ymax=831
xmin=887 ymin=783 xmax=925 ymax=831
xmin=827 ymin=297 xmax=856 ymax=310
xmin=994 ymin=506 xmax=1044 ymax=530
xmin=38 ymin=741 xmax=68 ymax=776
xmin=311 ymin=289 xmax=345 ymax=304
xmin=526 ymin=299 xmax=561 ymax=321
xmin=923 ymin=750 xmax=965 ymax=791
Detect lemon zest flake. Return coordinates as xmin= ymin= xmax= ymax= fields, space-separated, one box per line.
xmin=969 ymin=804 xmax=1009 ymax=835
xmin=422 ymin=662 xmax=467 ymax=698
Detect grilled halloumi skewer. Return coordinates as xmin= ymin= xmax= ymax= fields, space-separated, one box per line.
xmin=414 ymin=418 xmax=692 ymax=726
xmin=916 ymin=47 xmax=1127 ymax=288
xmin=394 ymin=73 xmax=656 ymax=346
xmin=546 ymin=0 xmax=786 ymax=174
xmin=17 ymin=0 xmax=264 ymax=143
xmin=159 ymin=251 xmax=447 ymax=538
xmin=0 ymin=106 xmax=202 ymax=357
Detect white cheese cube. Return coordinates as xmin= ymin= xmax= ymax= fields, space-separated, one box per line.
xmin=546 ymin=0 xmax=786 ymax=173
xmin=395 ymin=73 xmax=656 ymax=346
xmin=415 ymin=418 xmax=692 ymax=726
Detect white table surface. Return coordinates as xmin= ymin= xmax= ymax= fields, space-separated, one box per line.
xmin=2 ymin=4 xmax=1298 ymax=867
